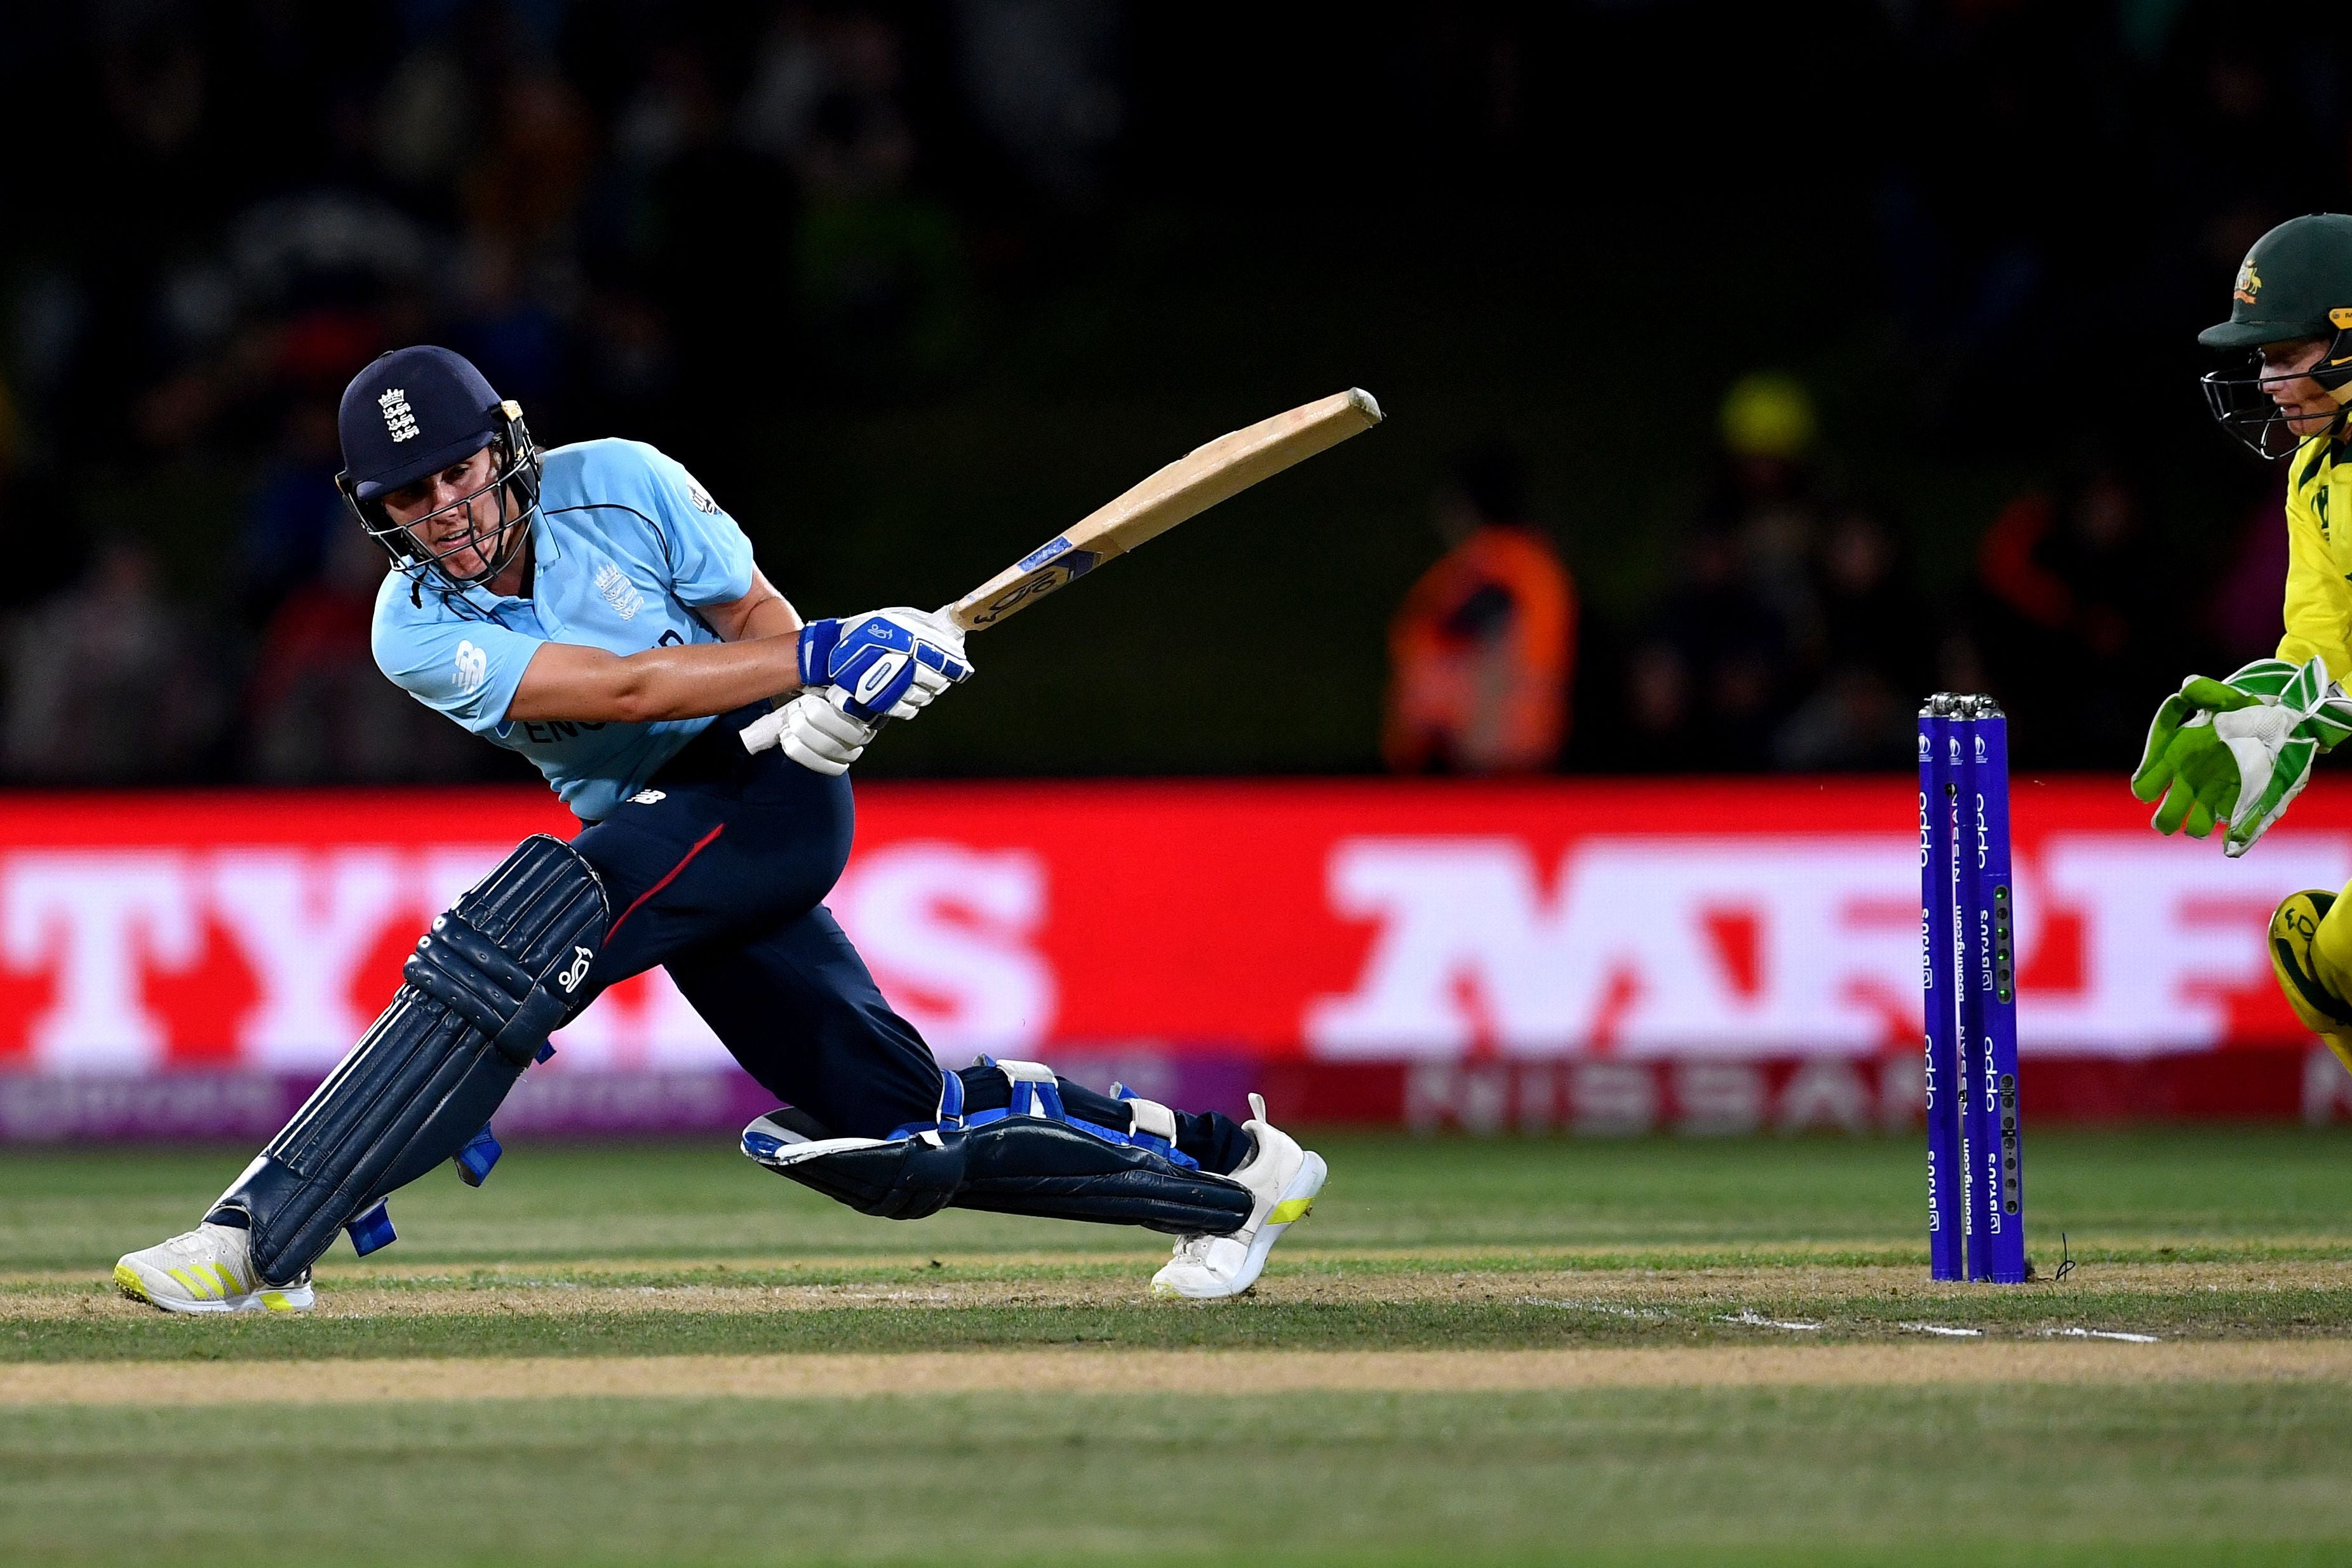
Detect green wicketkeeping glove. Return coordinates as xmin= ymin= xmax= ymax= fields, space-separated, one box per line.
xmin=2131 ymin=657 xmax=2351 ymax=857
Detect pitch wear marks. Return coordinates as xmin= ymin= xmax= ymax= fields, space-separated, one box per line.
xmin=371 ymin=438 xmax=756 ymax=822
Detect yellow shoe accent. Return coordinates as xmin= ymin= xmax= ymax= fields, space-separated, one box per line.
xmin=114 ymin=1263 xmax=151 ymax=1303
xmin=210 ymin=1263 xmax=243 ymax=1298
xmin=166 ymin=1266 xmax=215 ymax=1300
xmin=1269 ymin=1196 xmax=1315 ymax=1225
xmin=2270 ymin=890 xmax=2352 ymax=1073
xmin=259 ymin=1291 xmax=293 ymax=1312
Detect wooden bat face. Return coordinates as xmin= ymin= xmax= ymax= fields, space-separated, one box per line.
xmin=946 ymin=388 xmax=1382 ymax=632
xmin=957 ymin=536 xmax=1106 ymax=629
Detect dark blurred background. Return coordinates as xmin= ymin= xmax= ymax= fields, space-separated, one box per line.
xmin=0 ymin=0 xmax=2342 ymax=783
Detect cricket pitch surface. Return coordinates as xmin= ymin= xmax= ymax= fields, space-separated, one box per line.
xmin=8 ymin=1129 xmax=2352 ymax=1566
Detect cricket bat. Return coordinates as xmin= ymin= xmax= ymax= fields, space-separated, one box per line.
xmin=942 ymin=388 xmax=1383 ymax=632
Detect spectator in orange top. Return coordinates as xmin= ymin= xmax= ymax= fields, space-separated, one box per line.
xmin=1383 ymin=443 xmax=1576 ymax=774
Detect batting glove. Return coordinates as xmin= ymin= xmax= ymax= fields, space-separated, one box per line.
xmin=798 ymin=607 xmax=972 ymax=722
xmin=739 ymin=690 xmax=880 ymax=776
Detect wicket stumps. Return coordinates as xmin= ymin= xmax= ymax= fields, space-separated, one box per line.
xmin=1918 ymin=694 xmax=2029 ymax=1284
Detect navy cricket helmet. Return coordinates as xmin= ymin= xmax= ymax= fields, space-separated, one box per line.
xmin=335 ymin=345 xmax=542 ymax=588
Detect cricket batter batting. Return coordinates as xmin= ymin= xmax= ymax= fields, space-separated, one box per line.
xmin=114 ymin=345 xmax=1325 ymax=1313
xmin=2132 ymin=213 xmax=2352 ymax=1069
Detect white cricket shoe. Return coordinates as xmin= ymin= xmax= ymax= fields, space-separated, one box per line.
xmin=114 ymin=1223 xmax=314 ymax=1315
xmin=1151 ymin=1094 xmax=1326 ymax=1300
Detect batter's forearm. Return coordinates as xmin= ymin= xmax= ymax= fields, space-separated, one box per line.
xmin=508 ymin=635 xmax=804 ymax=723
xmin=614 ymin=636 xmax=807 ymax=720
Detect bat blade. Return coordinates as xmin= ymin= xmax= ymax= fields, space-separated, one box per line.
xmin=945 ymin=387 xmax=1383 ymax=632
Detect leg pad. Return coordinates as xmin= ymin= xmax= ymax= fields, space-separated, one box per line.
xmin=744 ymin=1110 xmax=1253 ymax=1236
xmin=216 ymin=835 xmax=607 ymax=1284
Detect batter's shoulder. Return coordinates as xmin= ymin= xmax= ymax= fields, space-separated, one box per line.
xmin=538 ymin=437 xmax=736 ymax=544
xmin=538 ymin=436 xmax=678 ymax=506
xmin=369 ymin=563 xmax=454 ymax=674
xmin=372 ymin=565 xmax=432 ymax=633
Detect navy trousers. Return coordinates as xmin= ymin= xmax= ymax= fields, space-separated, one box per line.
xmin=571 ymin=707 xmax=1246 ymax=1172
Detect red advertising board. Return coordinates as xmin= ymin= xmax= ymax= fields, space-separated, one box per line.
xmin=2 ymin=777 xmax=2349 ymax=1136
xmin=1 ymin=776 xmax=2348 ymax=1070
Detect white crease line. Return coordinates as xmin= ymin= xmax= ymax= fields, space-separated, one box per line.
xmin=2042 ymin=1327 xmax=2160 ymax=1344
xmin=1899 ymin=1322 xmax=1984 ymax=1338
xmin=1717 ymin=1310 xmax=1821 ymax=1332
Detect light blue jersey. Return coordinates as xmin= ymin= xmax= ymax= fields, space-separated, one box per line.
xmin=372 ymin=438 xmax=756 ymax=821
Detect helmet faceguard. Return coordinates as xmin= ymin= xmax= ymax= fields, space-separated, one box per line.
xmin=337 ymin=399 xmax=543 ymax=591
xmin=2199 ymin=335 xmax=2352 ymax=460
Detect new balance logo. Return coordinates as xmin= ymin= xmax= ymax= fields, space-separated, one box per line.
xmin=379 ymin=387 xmax=419 ymax=443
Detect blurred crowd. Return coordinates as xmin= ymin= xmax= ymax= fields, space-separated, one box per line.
xmin=1597 ymin=376 xmax=1943 ymax=776
xmin=0 ymin=2 xmax=2345 ymax=782
xmin=1373 ymin=0 xmax=2352 ymax=777
xmin=1391 ymin=371 xmax=2270 ymax=775
xmin=0 ymin=0 xmax=1085 ymax=783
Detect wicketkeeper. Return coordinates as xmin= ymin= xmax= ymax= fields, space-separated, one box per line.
xmin=2132 ymin=213 xmax=2352 ymax=1069
xmin=114 ymin=345 xmax=1324 ymax=1313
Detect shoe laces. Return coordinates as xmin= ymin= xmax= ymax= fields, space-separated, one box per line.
xmin=154 ymin=1228 xmax=219 ymax=1261
xmin=1172 ymin=1233 xmax=1215 ymax=1265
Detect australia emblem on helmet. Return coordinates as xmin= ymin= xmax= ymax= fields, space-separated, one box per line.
xmin=2233 ymin=258 xmax=2262 ymax=305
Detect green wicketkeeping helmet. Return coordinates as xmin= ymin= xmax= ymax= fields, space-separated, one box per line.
xmin=2199 ymin=213 xmax=2352 ymax=458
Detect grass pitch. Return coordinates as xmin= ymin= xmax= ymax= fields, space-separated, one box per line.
xmin=6 ymin=1127 xmax=2352 ymax=1565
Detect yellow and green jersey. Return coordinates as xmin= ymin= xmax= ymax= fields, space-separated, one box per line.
xmin=2276 ymin=431 xmax=2352 ymax=681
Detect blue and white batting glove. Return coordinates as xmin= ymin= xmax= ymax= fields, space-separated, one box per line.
xmin=798 ymin=607 xmax=973 ymax=722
